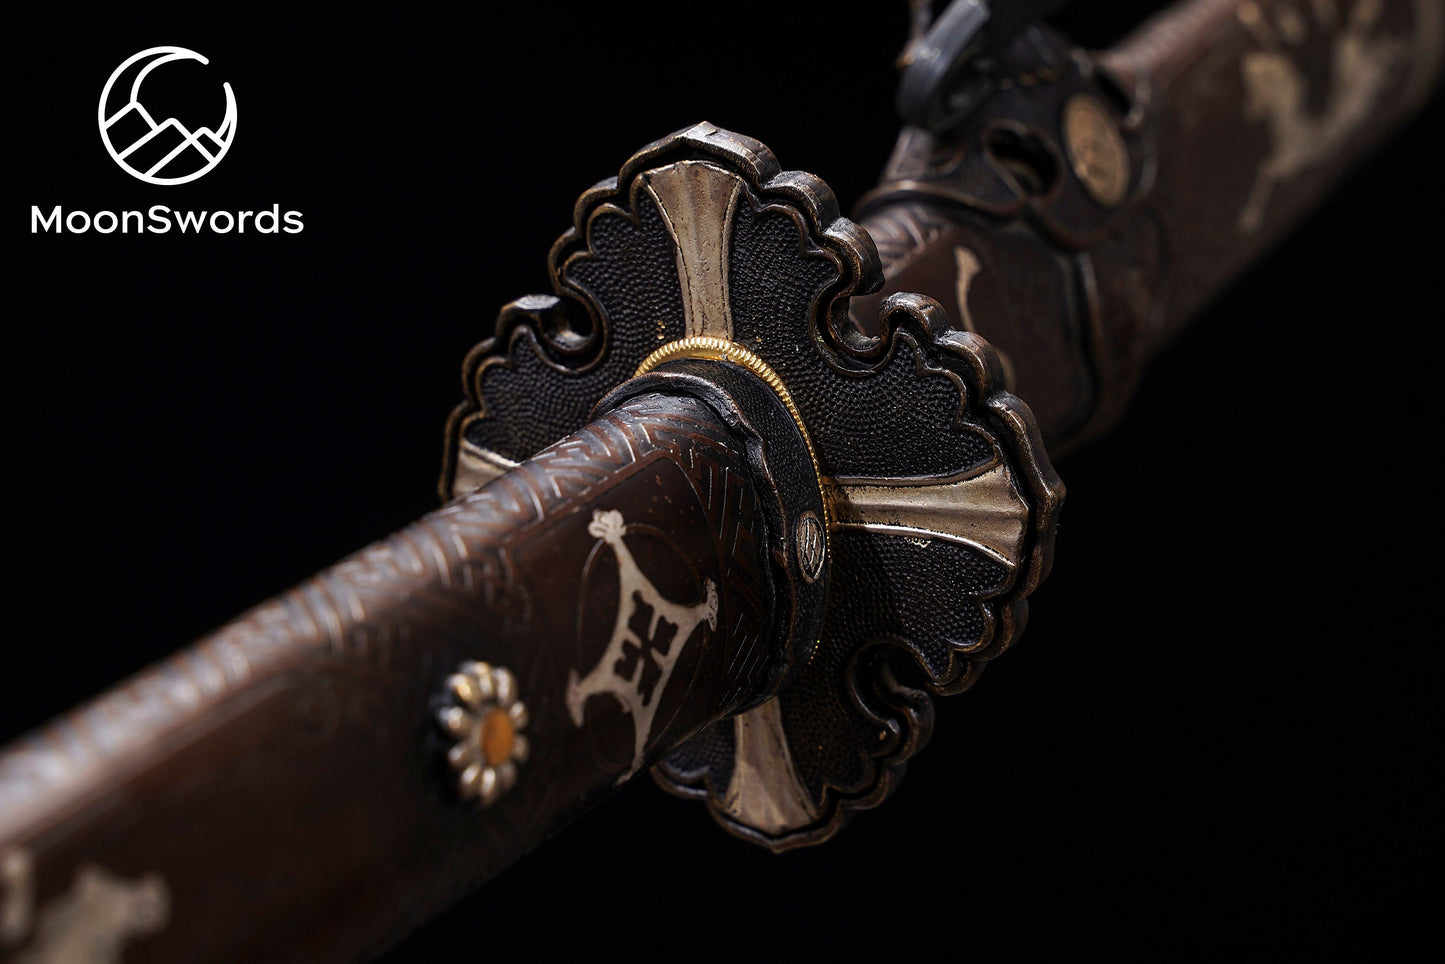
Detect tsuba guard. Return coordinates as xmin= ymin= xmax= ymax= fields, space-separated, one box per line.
xmin=441 ymin=122 xmax=1063 ymax=851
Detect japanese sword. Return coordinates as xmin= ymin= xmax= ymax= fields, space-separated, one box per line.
xmin=4 ymin=0 xmax=1441 ymax=960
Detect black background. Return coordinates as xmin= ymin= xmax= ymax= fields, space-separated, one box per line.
xmin=9 ymin=2 xmax=1441 ymax=960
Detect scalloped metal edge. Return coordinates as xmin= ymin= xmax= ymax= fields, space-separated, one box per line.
xmin=436 ymin=122 xmax=1064 ymax=852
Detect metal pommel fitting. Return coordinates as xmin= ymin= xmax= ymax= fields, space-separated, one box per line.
xmin=441 ymin=122 xmax=1063 ymax=850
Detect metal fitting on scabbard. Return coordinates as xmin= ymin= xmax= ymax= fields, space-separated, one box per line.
xmin=436 ymin=662 xmax=530 ymax=808
xmin=636 ymin=334 xmax=831 ymax=537
xmin=636 ymin=339 xmax=823 ymax=505
xmin=633 ymin=334 xmax=843 ymax=598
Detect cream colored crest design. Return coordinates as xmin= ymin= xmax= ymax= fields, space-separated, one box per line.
xmin=953 ymin=246 xmax=1016 ymax=389
xmin=566 ymin=510 xmax=718 ymax=778
xmin=1237 ymin=0 xmax=1407 ymax=232
xmin=1 ymin=849 xmax=169 ymax=964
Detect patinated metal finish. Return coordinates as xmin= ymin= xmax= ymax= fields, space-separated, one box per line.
xmin=653 ymin=291 xmax=1062 ymax=848
xmin=441 ymin=123 xmax=1062 ymax=849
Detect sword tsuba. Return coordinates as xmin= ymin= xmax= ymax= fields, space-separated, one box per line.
xmin=441 ymin=121 xmax=1063 ymax=850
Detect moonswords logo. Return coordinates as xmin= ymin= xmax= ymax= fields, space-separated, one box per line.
xmin=99 ymin=46 xmax=236 ymax=186
xmin=566 ymin=509 xmax=718 ymax=779
xmin=27 ymin=46 xmax=304 ymax=236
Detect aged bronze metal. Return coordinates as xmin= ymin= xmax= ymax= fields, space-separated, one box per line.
xmin=439 ymin=121 xmax=1062 ymax=850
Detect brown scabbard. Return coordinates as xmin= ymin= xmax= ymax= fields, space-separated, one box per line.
xmin=852 ymin=0 xmax=1443 ymax=452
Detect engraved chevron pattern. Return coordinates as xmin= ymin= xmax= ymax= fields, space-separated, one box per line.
xmin=0 ymin=394 xmax=772 ymax=936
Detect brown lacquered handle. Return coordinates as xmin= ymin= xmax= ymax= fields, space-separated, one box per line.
xmin=0 ymin=393 xmax=778 ymax=963
xmin=852 ymin=0 xmax=1443 ymax=452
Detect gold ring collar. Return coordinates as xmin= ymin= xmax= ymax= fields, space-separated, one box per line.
xmin=634 ymin=336 xmax=830 ymax=532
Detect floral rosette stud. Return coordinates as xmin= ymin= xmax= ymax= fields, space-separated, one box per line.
xmin=435 ymin=661 xmax=530 ymax=807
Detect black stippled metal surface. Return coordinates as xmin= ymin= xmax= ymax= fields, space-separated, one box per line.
xmin=440 ymin=122 xmax=877 ymax=482
xmin=656 ymin=293 xmax=1063 ymax=848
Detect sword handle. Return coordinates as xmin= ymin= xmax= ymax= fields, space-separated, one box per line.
xmin=0 ymin=389 xmax=812 ymax=963
xmin=853 ymin=0 xmax=1443 ymax=454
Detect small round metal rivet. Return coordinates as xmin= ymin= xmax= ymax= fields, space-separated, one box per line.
xmin=1062 ymin=94 xmax=1130 ymax=208
xmin=436 ymin=661 xmax=529 ymax=807
xmin=796 ymin=510 xmax=826 ymax=584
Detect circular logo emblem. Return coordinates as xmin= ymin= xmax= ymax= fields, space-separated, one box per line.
xmin=98 ymin=46 xmax=236 ymax=186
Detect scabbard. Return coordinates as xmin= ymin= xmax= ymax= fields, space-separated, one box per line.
xmin=0 ymin=388 xmax=814 ymax=962
xmin=852 ymin=0 xmax=1442 ymax=451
